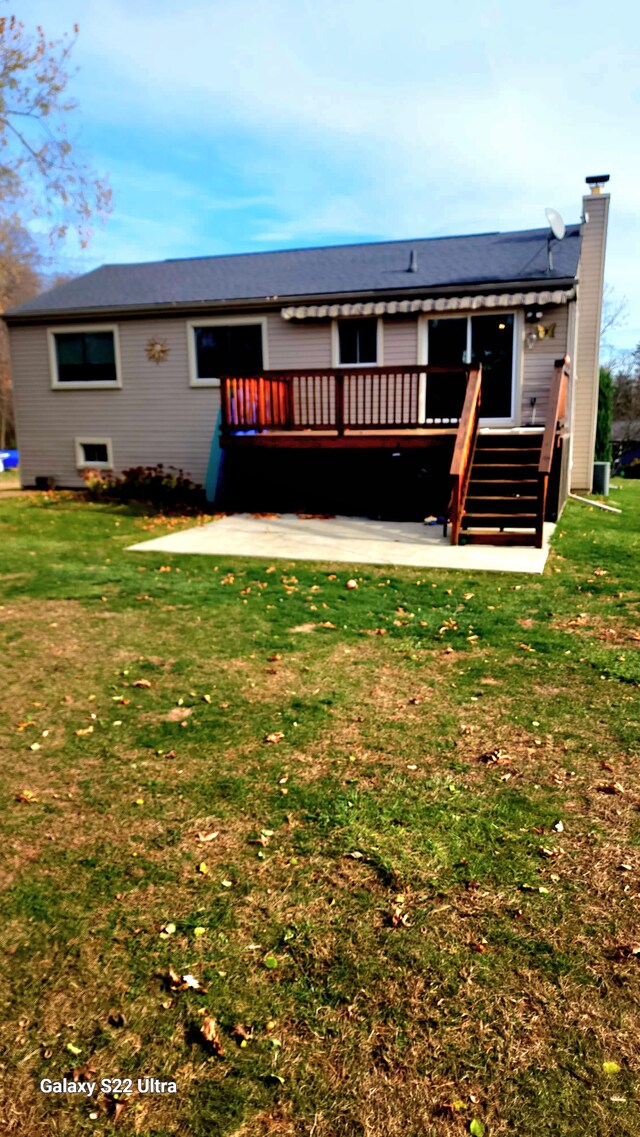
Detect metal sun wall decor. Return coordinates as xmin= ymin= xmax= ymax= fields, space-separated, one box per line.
xmin=145 ymin=338 xmax=170 ymax=364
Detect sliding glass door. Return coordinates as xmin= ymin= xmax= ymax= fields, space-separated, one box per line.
xmin=421 ymin=313 xmax=516 ymax=423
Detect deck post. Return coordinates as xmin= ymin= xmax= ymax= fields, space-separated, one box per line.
xmin=335 ymin=372 xmax=345 ymax=436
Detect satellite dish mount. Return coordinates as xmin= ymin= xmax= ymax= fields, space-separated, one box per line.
xmin=544 ymin=207 xmax=566 ymax=273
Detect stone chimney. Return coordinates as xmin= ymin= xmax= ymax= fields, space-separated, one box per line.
xmin=570 ymin=175 xmax=610 ymax=491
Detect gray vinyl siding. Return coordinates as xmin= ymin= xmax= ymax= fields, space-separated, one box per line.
xmin=10 ymin=319 xmax=220 ymax=488
xmin=266 ymin=312 xmax=331 ymax=368
xmin=382 ymin=318 xmax=418 ymax=364
xmin=9 ymin=304 xmax=573 ymax=490
xmin=520 ymin=303 xmax=570 ymax=425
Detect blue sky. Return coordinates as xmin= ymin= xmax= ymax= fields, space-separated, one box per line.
xmin=19 ymin=0 xmax=640 ymax=354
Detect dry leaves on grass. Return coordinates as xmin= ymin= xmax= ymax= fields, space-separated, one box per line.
xmin=133 ymin=678 xmax=152 ymax=689
xmin=480 ymin=748 xmax=511 ymax=765
xmin=596 ymin=782 xmax=625 ymax=795
xmin=200 ymin=1015 xmax=225 ymax=1055
xmin=167 ymin=967 xmax=207 ymax=992
xmin=264 ymin=732 xmax=284 ymax=744
xmin=15 ymin=789 xmax=37 ymax=803
xmin=166 ymin=706 xmax=193 ymax=722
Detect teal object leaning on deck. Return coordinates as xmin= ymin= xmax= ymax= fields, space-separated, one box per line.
xmin=205 ymin=409 xmax=223 ymax=505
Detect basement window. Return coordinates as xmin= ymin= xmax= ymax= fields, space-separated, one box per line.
xmin=75 ymin=437 xmax=114 ymax=469
xmin=50 ymin=327 xmax=121 ymax=388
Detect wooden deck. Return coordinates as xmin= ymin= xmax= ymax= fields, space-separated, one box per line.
xmin=220 ymin=365 xmax=470 ymax=445
xmin=218 ymin=360 xmax=571 ymax=549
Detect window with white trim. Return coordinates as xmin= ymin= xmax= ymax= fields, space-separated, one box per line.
xmin=336 ymin=317 xmax=379 ymax=365
xmin=189 ymin=320 xmax=264 ymax=385
xmin=50 ymin=328 xmax=120 ymax=388
xmin=75 ymin=437 xmax=114 ymax=469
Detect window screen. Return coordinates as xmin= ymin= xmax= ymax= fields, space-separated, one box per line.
xmin=337 ymin=318 xmax=378 ymax=365
xmin=194 ymin=324 xmax=263 ymax=379
xmin=55 ymin=332 xmax=117 ymax=383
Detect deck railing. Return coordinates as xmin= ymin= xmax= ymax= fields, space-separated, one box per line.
xmin=536 ymin=355 xmax=571 ymax=547
xmin=447 ymin=367 xmax=482 ymax=544
xmin=220 ymin=366 xmax=473 ymax=435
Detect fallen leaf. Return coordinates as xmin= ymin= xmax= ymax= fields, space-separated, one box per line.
xmin=221 ymin=879 xmax=232 ymax=888
xmin=133 ymin=679 xmax=152 ymax=688
xmin=17 ymin=721 xmax=36 ymax=731
xmin=391 ymin=906 xmax=411 ymax=929
xmin=75 ymin=725 xmax=94 ymax=736
xmin=264 ymin=732 xmax=284 ymax=744
xmin=267 ymin=653 xmax=282 ymax=662
xmin=159 ymin=922 xmax=176 ymax=938
xmin=610 ymin=944 xmax=640 ymax=960
xmin=346 ymin=579 xmax=358 ymax=590
xmin=553 ymin=820 xmax=564 ymax=833
xmin=197 ymin=862 xmax=209 ymax=875
xmin=470 ymin=1121 xmax=485 ymax=1137
xmin=603 ymin=1061 xmax=621 ymax=1075
xmin=66 ymin=1043 xmax=82 ymax=1057
xmin=166 ymin=706 xmax=193 ymax=722
xmin=345 ymin=851 xmax=364 ymax=859
xmin=264 ymin=955 xmax=278 ymax=969
xmin=596 ymin=782 xmax=625 ymax=795
xmin=167 ymin=967 xmax=206 ymax=992
xmin=194 ymin=926 xmax=206 ymax=937
xmin=29 ymin=742 xmax=41 ymax=751
xmin=201 ymin=1016 xmax=225 ymax=1055
xmin=232 ymin=1023 xmax=252 ymax=1043
xmin=15 ymin=789 xmax=37 ymax=803
xmin=196 ymin=830 xmax=219 ymax=842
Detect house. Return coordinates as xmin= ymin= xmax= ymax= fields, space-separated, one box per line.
xmin=6 ymin=175 xmax=610 ymax=546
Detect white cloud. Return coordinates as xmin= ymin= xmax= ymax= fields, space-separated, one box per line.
xmin=17 ymin=0 xmax=640 ymax=347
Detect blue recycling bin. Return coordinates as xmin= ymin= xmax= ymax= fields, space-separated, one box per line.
xmin=0 ymin=449 xmax=19 ymax=469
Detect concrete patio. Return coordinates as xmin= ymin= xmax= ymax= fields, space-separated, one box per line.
xmin=128 ymin=514 xmax=555 ymax=574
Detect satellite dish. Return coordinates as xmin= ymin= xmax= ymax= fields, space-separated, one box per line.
xmin=545 ymin=207 xmax=566 ymax=241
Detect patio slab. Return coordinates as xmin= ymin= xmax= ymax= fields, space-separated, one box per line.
xmin=128 ymin=514 xmax=555 ymax=574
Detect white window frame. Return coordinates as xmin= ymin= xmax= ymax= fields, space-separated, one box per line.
xmin=417 ymin=310 xmax=522 ymax=427
xmin=331 ymin=317 xmax=383 ymax=368
xmin=187 ymin=315 xmax=269 ymax=388
xmin=74 ymin=436 xmax=114 ymax=470
xmin=49 ymin=325 xmax=122 ymax=390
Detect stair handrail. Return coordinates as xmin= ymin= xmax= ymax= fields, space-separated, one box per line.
xmin=536 ymin=355 xmax=571 ymax=547
xmin=447 ymin=366 xmax=482 ymax=544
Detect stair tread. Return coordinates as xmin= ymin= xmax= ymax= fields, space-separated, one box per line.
xmin=463 ymin=515 xmax=537 ymax=523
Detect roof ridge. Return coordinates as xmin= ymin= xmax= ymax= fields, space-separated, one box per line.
xmin=93 ymin=223 xmax=579 ymax=270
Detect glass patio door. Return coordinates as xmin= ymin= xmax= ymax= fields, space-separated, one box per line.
xmin=421 ymin=314 xmax=515 ymax=423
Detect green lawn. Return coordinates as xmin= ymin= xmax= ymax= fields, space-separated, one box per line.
xmin=0 ymin=484 xmax=638 ymax=1137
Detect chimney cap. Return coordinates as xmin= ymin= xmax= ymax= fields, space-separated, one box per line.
xmin=585 ymin=174 xmax=610 ymax=186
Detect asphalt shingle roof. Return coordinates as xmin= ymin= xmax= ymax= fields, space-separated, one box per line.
xmin=8 ymin=225 xmax=582 ymax=318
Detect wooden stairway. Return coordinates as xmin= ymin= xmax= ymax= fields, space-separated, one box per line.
xmin=460 ymin=433 xmax=544 ymax=546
